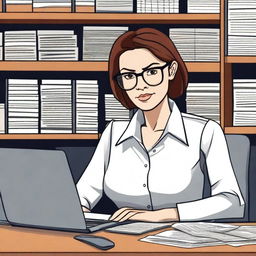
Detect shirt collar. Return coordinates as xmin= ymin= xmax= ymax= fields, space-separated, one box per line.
xmin=116 ymin=98 xmax=189 ymax=146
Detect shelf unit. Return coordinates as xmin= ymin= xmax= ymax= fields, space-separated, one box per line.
xmin=1 ymin=2 xmax=252 ymax=138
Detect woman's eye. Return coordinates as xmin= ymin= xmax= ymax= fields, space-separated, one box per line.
xmin=123 ymin=73 xmax=135 ymax=80
xmin=147 ymin=69 xmax=158 ymax=76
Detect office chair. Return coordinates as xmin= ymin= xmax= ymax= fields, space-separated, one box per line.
xmin=201 ymin=134 xmax=250 ymax=222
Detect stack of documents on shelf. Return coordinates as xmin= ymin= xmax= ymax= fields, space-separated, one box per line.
xmin=169 ymin=28 xmax=219 ymax=61
xmin=0 ymin=104 xmax=5 ymax=134
xmin=233 ymin=79 xmax=256 ymax=126
xmin=186 ymin=83 xmax=220 ymax=123
xmin=83 ymin=26 xmax=128 ymax=61
xmin=38 ymin=30 xmax=78 ymax=61
xmin=96 ymin=0 xmax=133 ymax=12
xmin=7 ymin=79 xmax=39 ymax=133
xmin=187 ymin=0 xmax=219 ymax=13
xmin=137 ymin=0 xmax=179 ymax=13
xmin=33 ymin=0 xmax=72 ymax=12
xmin=40 ymin=80 xmax=72 ymax=133
xmin=75 ymin=0 xmax=94 ymax=12
xmin=5 ymin=0 xmax=33 ymax=12
xmin=76 ymin=80 xmax=98 ymax=133
xmin=105 ymin=94 xmax=130 ymax=121
xmin=4 ymin=31 xmax=37 ymax=60
xmin=141 ymin=222 xmax=256 ymax=248
xmin=228 ymin=0 xmax=256 ymax=55
xmin=0 ymin=33 xmax=2 ymax=60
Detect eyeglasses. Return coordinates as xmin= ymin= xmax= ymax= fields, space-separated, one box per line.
xmin=114 ymin=62 xmax=172 ymax=91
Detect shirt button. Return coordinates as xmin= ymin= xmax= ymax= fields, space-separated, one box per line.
xmin=153 ymin=149 xmax=156 ymax=153
xmin=144 ymin=164 xmax=148 ymax=168
xmin=147 ymin=205 xmax=151 ymax=209
xmin=143 ymin=184 xmax=146 ymax=187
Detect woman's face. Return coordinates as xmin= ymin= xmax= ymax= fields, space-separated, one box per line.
xmin=119 ymin=48 xmax=178 ymax=111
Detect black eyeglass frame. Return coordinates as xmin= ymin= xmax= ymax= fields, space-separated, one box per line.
xmin=114 ymin=62 xmax=173 ymax=91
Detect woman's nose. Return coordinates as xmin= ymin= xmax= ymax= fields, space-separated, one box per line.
xmin=136 ymin=76 xmax=148 ymax=90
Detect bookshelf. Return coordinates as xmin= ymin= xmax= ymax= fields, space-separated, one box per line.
xmin=1 ymin=0 xmax=254 ymax=139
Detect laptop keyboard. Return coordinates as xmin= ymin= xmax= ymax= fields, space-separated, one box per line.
xmin=85 ymin=218 xmax=112 ymax=228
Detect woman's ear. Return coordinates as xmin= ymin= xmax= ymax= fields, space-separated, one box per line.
xmin=168 ymin=61 xmax=178 ymax=80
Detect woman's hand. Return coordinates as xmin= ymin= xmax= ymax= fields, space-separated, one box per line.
xmin=109 ymin=207 xmax=179 ymax=222
xmin=82 ymin=206 xmax=91 ymax=213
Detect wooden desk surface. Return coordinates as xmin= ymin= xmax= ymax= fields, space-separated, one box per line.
xmin=1 ymin=223 xmax=256 ymax=255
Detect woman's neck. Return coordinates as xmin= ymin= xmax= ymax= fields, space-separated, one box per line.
xmin=142 ymin=96 xmax=171 ymax=131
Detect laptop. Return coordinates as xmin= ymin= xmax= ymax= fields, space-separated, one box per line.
xmin=0 ymin=148 xmax=126 ymax=233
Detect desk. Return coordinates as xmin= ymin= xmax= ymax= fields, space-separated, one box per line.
xmin=1 ymin=223 xmax=256 ymax=255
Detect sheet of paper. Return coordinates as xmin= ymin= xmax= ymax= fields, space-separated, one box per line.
xmin=106 ymin=222 xmax=172 ymax=235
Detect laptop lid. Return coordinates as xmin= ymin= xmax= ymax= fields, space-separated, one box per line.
xmin=0 ymin=148 xmax=87 ymax=232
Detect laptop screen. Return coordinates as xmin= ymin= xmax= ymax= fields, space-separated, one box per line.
xmin=0 ymin=148 xmax=87 ymax=232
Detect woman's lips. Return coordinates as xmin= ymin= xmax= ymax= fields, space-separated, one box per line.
xmin=137 ymin=93 xmax=154 ymax=102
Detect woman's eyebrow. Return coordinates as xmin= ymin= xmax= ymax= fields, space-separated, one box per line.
xmin=142 ymin=62 xmax=161 ymax=70
xmin=120 ymin=67 xmax=136 ymax=72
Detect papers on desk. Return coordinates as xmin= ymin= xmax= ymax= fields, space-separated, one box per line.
xmin=141 ymin=222 xmax=256 ymax=248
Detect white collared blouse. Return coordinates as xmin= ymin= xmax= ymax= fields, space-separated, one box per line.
xmin=77 ymin=98 xmax=245 ymax=221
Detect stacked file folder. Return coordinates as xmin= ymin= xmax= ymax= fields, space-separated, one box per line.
xmin=186 ymin=83 xmax=220 ymax=123
xmin=7 ymin=79 xmax=39 ymax=133
xmin=33 ymin=0 xmax=72 ymax=12
xmin=105 ymin=94 xmax=130 ymax=121
xmin=76 ymin=80 xmax=98 ymax=133
xmin=96 ymin=0 xmax=133 ymax=12
xmin=4 ymin=30 xmax=37 ymax=60
xmin=5 ymin=0 xmax=32 ymax=12
xmin=228 ymin=0 xmax=256 ymax=55
xmin=0 ymin=33 xmax=2 ymax=60
xmin=83 ymin=26 xmax=128 ymax=61
xmin=169 ymin=28 xmax=220 ymax=61
xmin=40 ymin=80 xmax=72 ymax=133
xmin=0 ymin=103 xmax=5 ymax=133
xmin=137 ymin=0 xmax=179 ymax=13
xmin=187 ymin=0 xmax=220 ymax=13
xmin=233 ymin=79 xmax=256 ymax=126
xmin=38 ymin=30 xmax=78 ymax=61
xmin=75 ymin=0 xmax=94 ymax=12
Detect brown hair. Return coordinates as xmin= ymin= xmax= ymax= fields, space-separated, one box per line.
xmin=108 ymin=27 xmax=189 ymax=109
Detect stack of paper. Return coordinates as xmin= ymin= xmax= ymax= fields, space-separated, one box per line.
xmin=83 ymin=26 xmax=128 ymax=61
xmin=141 ymin=222 xmax=256 ymax=248
xmin=7 ymin=79 xmax=39 ymax=133
xmin=0 ymin=104 xmax=5 ymax=134
xmin=233 ymin=79 xmax=256 ymax=126
xmin=0 ymin=33 xmax=2 ymax=60
xmin=76 ymin=0 xmax=95 ymax=12
xmin=4 ymin=31 xmax=37 ymax=60
xmin=105 ymin=94 xmax=130 ymax=121
xmin=76 ymin=80 xmax=98 ymax=134
xmin=96 ymin=0 xmax=133 ymax=12
xmin=186 ymin=83 xmax=220 ymax=123
xmin=38 ymin=30 xmax=78 ymax=61
xmin=33 ymin=0 xmax=72 ymax=12
xmin=188 ymin=0 xmax=220 ymax=13
xmin=169 ymin=28 xmax=220 ymax=61
xmin=5 ymin=0 xmax=32 ymax=12
xmin=40 ymin=80 xmax=72 ymax=133
xmin=137 ymin=0 xmax=179 ymax=13
xmin=228 ymin=1 xmax=256 ymax=55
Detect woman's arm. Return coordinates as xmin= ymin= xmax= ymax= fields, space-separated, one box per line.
xmin=76 ymin=121 xmax=113 ymax=211
xmin=176 ymin=120 xmax=245 ymax=221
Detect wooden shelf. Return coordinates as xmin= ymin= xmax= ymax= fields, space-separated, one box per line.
xmin=226 ymin=56 xmax=256 ymax=63
xmin=0 ymin=13 xmax=220 ymax=24
xmin=225 ymin=127 xmax=256 ymax=134
xmin=0 ymin=134 xmax=100 ymax=140
xmin=0 ymin=61 xmax=220 ymax=72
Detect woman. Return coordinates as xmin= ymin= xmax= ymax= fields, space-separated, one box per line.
xmin=77 ymin=27 xmax=244 ymax=222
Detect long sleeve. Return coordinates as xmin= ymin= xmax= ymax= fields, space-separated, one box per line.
xmin=76 ymin=121 xmax=113 ymax=210
xmin=177 ymin=120 xmax=245 ymax=221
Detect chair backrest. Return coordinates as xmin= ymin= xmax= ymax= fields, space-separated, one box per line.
xmin=224 ymin=134 xmax=250 ymax=222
